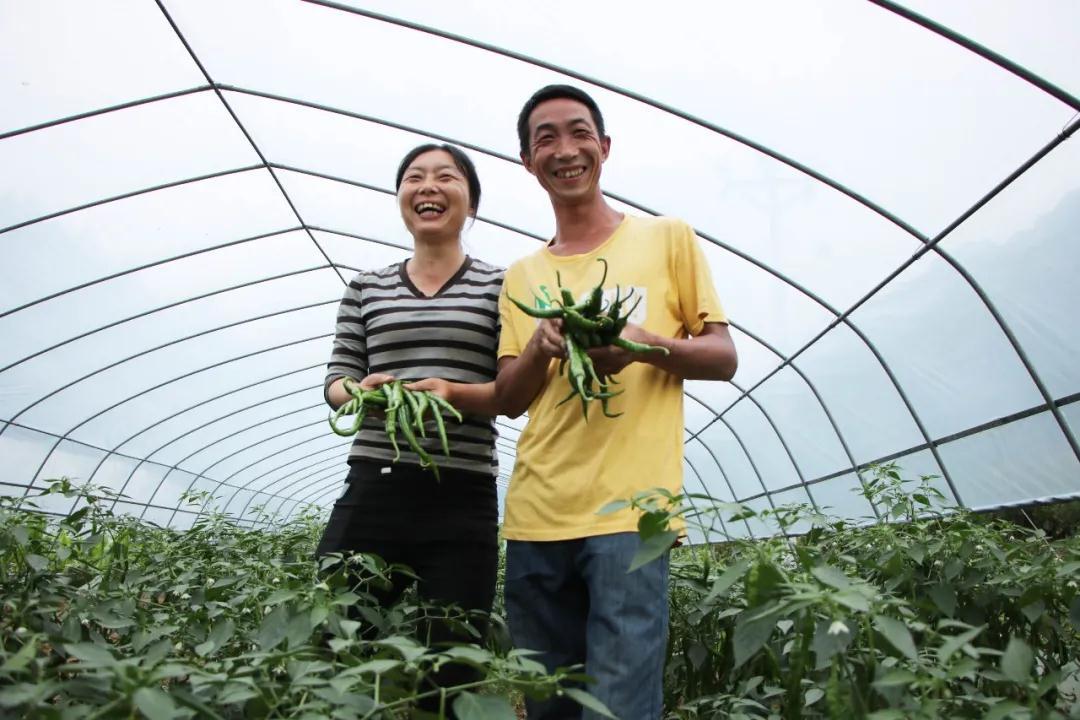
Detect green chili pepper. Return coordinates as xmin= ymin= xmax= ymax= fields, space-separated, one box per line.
xmin=508 ymin=294 xmax=565 ymax=319
xmin=613 ymin=336 xmax=670 ymax=355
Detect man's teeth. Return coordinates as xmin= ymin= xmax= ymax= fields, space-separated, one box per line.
xmin=555 ymin=168 xmax=585 ymax=179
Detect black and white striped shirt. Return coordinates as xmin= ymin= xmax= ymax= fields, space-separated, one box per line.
xmin=325 ymin=257 xmax=503 ymax=476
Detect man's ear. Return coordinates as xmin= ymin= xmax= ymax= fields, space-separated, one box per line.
xmin=521 ymin=151 xmax=536 ymax=176
xmin=600 ymin=135 xmax=611 ymax=162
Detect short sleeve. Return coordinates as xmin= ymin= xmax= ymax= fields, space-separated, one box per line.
xmin=497 ymin=264 xmax=527 ymax=360
xmin=671 ymin=221 xmax=727 ymax=335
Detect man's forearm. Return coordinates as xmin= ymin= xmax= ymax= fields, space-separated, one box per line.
xmin=635 ymin=326 xmax=737 ymax=381
xmin=495 ymin=340 xmax=554 ymax=418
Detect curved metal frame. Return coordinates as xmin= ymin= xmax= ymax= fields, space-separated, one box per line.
xmin=0 ymin=1 xmax=1075 ymax=522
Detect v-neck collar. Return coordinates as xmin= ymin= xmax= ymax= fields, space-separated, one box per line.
xmin=399 ymin=255 xmax=473 ymax=299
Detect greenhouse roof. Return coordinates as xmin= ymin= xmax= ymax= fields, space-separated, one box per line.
xmin=2 ymin=0 xmax=1078 ymax=536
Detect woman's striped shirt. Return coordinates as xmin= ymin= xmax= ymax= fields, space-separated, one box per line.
xmin=324 ymin=257 xmax=503 ymax=476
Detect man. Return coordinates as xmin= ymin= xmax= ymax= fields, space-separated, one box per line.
xmin=495 ymin=85 xmax=738 ymax=719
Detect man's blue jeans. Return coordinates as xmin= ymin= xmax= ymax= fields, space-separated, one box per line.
xmin=505 ymin=533 xmax=670 ymax=720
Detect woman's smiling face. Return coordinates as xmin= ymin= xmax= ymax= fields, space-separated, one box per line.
xmin=397 ymin=149 xmax=473 ymax=242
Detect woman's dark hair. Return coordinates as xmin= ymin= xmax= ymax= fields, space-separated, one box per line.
xmin=394 ymin=143 xmax=481 ymax=215
xmin=517 ymin=85 xmax=606 ymax=158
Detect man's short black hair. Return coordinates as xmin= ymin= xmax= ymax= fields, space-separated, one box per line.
xmin=394 ymin=143 xmax=481 ymax=215
xmin=517 ymin=85 xmax=606 ymax=158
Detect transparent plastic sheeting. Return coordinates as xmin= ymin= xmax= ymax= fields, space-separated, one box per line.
xmin=1 ymin=1 xmax=1077 ymax=536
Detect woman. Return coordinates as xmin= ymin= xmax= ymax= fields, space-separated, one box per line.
xmin=317 ymin=144 xmax=503 ymax=710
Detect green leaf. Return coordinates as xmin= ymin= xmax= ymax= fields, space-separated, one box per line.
xmin=834 ymin=589 xmax=870 ymax=613
xmin=702 ymin=560 xmax=751 ymax=607
xmin=732 ymin=606 xmax=780 ymax=670
xmin=563 ymin=688 xmax=617 ymax=718
xmin=927 ymin=583 xmax=956 ymax=617
xmin=983 ymin=700 xmax=1023 ymax=720
xmin=352 ymin=659 xmax=401 ymax=675
xmin=65 ymin=642 xmax=117 ymax=666
xmin=206 ymin=619 xmax=235 ymax=653
xmin=0 ymin=682 xmax=49 ymax=708
xmin=597 ymin=500 xmax=631 ymax=516
xmin=263 ymin=588 xmax=299 ymax=606
xmin=1070 ymin=596 xmax=1080 ymax=630
xmin=873 ymin=615 xmax=917 ymax=661
xmin=812 ymin=619 xmax=852 ymax=667
xmin=256 ymin=604 xmax=289 ymax=652
xmin=0 ymin=635 xmax=40 ymax=673
xmin=1056 ymin=561 xmax=1080 ymax=578
xmin=872 ymin=668 xmax=917 ymax=689
xmin=9 ymin=525 xmax=29 ymax=546
xmin=286 ymin=611 xmax=315 ymax=648
xmin=687 ymin=640 xmax=708 ymax=670
xmin=133 ymin=687 xmax=177 ymax=720
xmin=24 ymin=554 xmax=48 ymax=572
xmin=1000 ymin=637 xmax=1033 ymax=684
xmin=905 ymin=543 xmax=926 ymax=564
xmin=1020 ymin=598 xmax=1045 ymax=624
xmin=937 ymin=625 xmax=983 ymax=664
xmin=811 ymin=564 xmax=851 ymax=590
xmin=442 ymin=646 xmax=493 ymax=666
xmin=452 ymin=691 xmax=517 ymax=720
xmin=627 ymin=530 xmax=677 ymax=573
xmin=376 ymin=635 xmax=428 ymax=662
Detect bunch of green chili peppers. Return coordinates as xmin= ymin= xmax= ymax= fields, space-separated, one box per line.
xmin=328 ymin=378 xmax=462 ymax=481
xmin=509 ymin=258 xmax=669 ymax=419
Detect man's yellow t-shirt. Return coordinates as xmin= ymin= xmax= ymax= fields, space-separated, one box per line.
xmin=497 ymin=214 xmax=727 ymax=541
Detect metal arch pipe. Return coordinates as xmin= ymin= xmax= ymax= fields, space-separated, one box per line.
xmin=278 ymin=472 xmax=350 ymax=520
xmin=219 ymin=22 xmax=1079 ymax=500
xmin=868 ymin=0 xmax=1080 ymax=111
xmin=0 ymin=420 xmax=295 ymax=517
xmin=223 ymin=407 xmax=508 ymax=510
xmin=234 ymin=460 xmax=345 ymax=521
xmin=687 ymin=119 xmax=1080 ymax=505
xmin=683 ymin=439 xmax=747 ymax=540
xmin=303 ymin=226 xmax=412 ymax=255
xmin=283 ymin=443 xmax=519 ymax=521
xmin=152 ymin=0 xmax=347 ymax=288
xmin=0 ymin=226 xmax=304 ymax=321
xmin=706 ymin=320 xmax=881 ymax=519
xmin=175 ymin=432 xmax=351 ymax=525
xmin=95 ymin=367 xmax=324 ymax=511
xmin=131 ymin=406 xmax=327 ymax=519
xmin=711 ymin=414 xmax=777 ymax=515
xmin=225 ymin=442 xmax=352 ymax=515
xmin=6 ymin=299 xmax=335 ymax=443
xmin=165 ymin=421 xmax=330 ymax=522
xmin=98 ymin=383 xmax=323 ymax=515
xmin=756 ymin=392 xmax=1080 ymax=504
xmin=216 ymin=89 xmax=953 ymax=501
xmin=685 ymin=430 xmax=762 ymax=539
xmin=300 ymin=0 xmax=923 ymax=239
xmin=263 ymin=469 xmax=346 ymax=523
xmin=0 ymin=165 xmax=264 ymax=237
xmin=267 ymin=450 xmax=361 ymax=519
xmin=13 ymin=332 xmax=331 ymax=497
xmin=1 ymin=266 xmax=331 ymax=376
xmin=273 ymin=164 xmax=549 ymax=243
xmin=0 ymin=85 xmax=215 ymax=140
xmin=3 ymin=81 xmax=950 ymax=507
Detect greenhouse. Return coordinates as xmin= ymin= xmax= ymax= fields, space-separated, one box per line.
xmin=2 ymin=1 xmax=1078 ymax=718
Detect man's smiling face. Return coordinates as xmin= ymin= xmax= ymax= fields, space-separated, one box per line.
xmin=522 ymin=98 xmax=610 ymax=207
